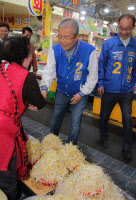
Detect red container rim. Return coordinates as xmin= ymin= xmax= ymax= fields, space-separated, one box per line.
xmin=27 ymin=156 xmax=42 ymax=169
xmin=68 ymin=160 xmax=86 ymax=172
xmin=80 ymin=189 xmax=102 ymax=197
xmin=38 ymin=179 xmax=58 ymax=186
xmin=39 ymin=62 xmax=47 ymax=65
xmin=27 ymin=159 xmax=39 ymax=168
xmin=79 ymin=185 xmax=104 ymax=197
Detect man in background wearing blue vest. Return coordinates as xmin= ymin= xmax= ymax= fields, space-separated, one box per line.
xmin=97 ymin=14 xmax=136 ymax=162
xmin=40 ymin=18 xmax=98 ymax=145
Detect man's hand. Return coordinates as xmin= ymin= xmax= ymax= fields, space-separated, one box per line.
xmin=28 ymin=104 xmax=38 ymax=111
xmin=41 ymin=90 xmax=47 ymax=100
xmin=98 ymin=87 xmax=104 ymax=97
xmin=70 ymin=93 xmax=82 ymax=104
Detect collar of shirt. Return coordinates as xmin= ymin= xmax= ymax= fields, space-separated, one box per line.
xmin=64 ymin=44 xmax=76 ymax=63
xmin=120 ymin=36 xmax=131 ymax=47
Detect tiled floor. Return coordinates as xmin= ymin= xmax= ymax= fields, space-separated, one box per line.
xmin=21 ymin=116 xmax=136 ymax=200
xmin=24 ymin=102 xmax=136 ymax=169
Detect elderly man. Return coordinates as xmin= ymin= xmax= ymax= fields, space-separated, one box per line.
xmin=40 ymin=18 xmax=98 ymax=145
xmin=0 ymin=22 xmax=9 ymax=42
xmin=98 ymin=14 xmax=136 ymax=161
xmin=22 ymin=27 xmax=37 ymax=75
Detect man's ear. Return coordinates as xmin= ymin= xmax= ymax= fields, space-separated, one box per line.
xmin=76 ymin=34 xmax=79 ymax=39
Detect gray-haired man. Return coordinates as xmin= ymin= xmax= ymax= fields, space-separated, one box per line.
xmin=41 ymin=18 xmax=98 ymax=144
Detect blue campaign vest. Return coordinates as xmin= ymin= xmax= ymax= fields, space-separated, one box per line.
xmin=53 ymin=40 xmax=95 ymax=96
xmin=98 ymin=35 xmax=136 ymax=93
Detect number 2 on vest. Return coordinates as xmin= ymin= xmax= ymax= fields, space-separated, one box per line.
xmin=112 ymin=62 xmax=121 ymax=74
xmin=75 ymin=62 xmax=83 ymax=74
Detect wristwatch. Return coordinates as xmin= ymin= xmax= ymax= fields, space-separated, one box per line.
xmin=41 ymin=85 xmax=48 ymax=91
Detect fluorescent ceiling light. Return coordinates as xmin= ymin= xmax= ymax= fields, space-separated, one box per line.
xmin=81 ymin=10 xmax=87 ymax=15
xmin=51 ymin=32 xmax=55 ymax=35
xmin=113 ymin=22 xmax=118 ymax=26
xmin=128 ymin=6 xmax=135 ymax=10
xmin=80 ymin=16 xmax=85 ymax=20
xmin=103 ymin=20 xmax=109 ymax=25
xmin=104 ymin=8 xmax=110 ymax=13
xmin=103 ymin=24 xmax=107 ymax=28
xmin=13 ymin=31 xmax=22 ymax=34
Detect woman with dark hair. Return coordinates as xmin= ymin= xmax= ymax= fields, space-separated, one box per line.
xmin=0 ymin=36 xmax=46 ymax=200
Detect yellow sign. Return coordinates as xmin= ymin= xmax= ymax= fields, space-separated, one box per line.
xmin=41 ymin=38 xmax=50 ymax=63
xmin=42 ymin=38 xmax=50 ymax=49
xmin=28 ymin=0 xmax=43 ymax=16
xmin=0 ymin=15 xmax=29 ymax=30
xmin=42 ymin=6 xmax=51 ymax=38
xmin=41 ymin=3 xmax=51 ymax=63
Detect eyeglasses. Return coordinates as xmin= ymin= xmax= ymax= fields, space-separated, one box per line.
xmin=118 ymin=27 xmax=132 ymax=32
xmin=57 ymin=35 xmax=76 ymax=41
xmin=0 ymin=30 xmax=8 ymax=33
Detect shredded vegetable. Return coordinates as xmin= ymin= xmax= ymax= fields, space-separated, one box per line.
xmin=36 ymin=194 xmax=76 ymax=200
xmin=55 ymin=164 xmax=125 ymax=200
xmin=28 ymin=136 xmax=125 ymax=200
xmin=59 ymin=142 xmax=85 ymax=171
xmin=41 ymin=134 xmax=63 ymax=154
xmin=30 ymin=149 xmax=68 ymax=183
xmin=26 ymin=138 xmax=41 ymax=163
xmin=36 ymin=194 xmax=75 ymax=200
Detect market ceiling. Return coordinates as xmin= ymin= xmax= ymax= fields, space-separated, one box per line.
xmin=52 ymin=0 xmax=136 ymax=23
xmin=0 ymin=1 xmax=29 ymax=15
xmin=0 ymin=0 xmax=135 ymax=23
xmin=92 ymin=0 xmax=135 ymax=22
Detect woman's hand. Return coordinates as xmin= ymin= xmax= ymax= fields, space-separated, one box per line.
xmin=28 ymin=104 xmax=38 ymax=111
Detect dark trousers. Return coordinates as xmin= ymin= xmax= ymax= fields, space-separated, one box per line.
xmin=99 ymin=91 xmax=134 ymax=150
xmin=0 ymin=157 xmax=17 ymax=200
